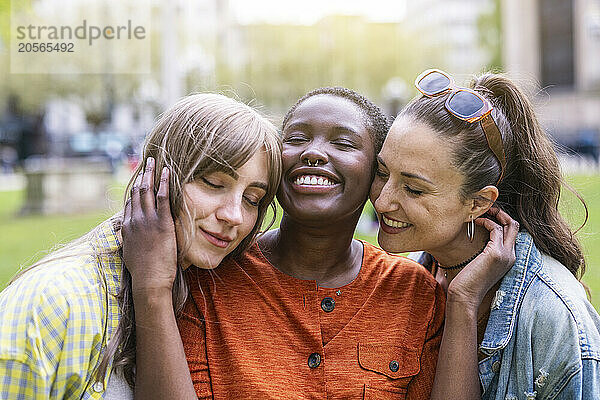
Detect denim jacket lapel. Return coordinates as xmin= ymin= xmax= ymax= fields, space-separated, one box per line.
xmin=479 ymin=232 xmax=543 ymax=354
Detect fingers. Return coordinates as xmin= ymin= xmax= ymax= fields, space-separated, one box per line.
xmin=474 ymin=216 xmax=503 ymax=243
xmin=156 ymin=166 xmax=171 ymax=220
xmin=140 ymin=157 xmax=156 ymax=212
xmin=488 ymin=206 xmax=520 ymax=247
xmin=123 ymin=197 xmax=132 ymax=225
xmin=130 ymin=167 xmax=144 ymax=218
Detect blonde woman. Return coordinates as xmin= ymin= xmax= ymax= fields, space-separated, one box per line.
xmin=0 ymin=93 xmax=281 ymax=399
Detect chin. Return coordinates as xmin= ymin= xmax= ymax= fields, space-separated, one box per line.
xmin=185 ymin=251 xmax=224 ymax=270
xmin=377 ymin=232 xmax=411 ymax=254
xmin=193 ymin=262 xmax=221 ymax=270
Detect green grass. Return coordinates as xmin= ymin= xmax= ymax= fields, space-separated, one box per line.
xmin=1 ymin=174 xmax=599 ymax=309
xmin=562 ymin=175 xmax=600 ymax=307
xmin=0 ymin=185 xmax=125 ymax=286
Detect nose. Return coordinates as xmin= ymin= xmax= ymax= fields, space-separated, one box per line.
xmin=216 ymin=193 xmax=244 ymax=226
xmin=301 ymin=142 xmax=328 ymax=166
xmin=372 ymin=179 xmax=396 ymax=214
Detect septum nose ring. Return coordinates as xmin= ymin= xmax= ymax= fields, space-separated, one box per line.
xmin=305 ymin=159 xmax=321 ymax=167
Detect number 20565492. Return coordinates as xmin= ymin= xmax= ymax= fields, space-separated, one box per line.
xmin=17 ymin=42 xmax=74 ymax=52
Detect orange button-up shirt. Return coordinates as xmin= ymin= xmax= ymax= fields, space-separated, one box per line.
xmin=178 ymin=241 xmax=445 ymax=399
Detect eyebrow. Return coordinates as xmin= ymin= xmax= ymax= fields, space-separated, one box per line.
xmin=223 ymin=169 xmax=239 ymax=180
xmin=249 ymin=181 xmax=269 ymax=191
xmin=376 ymin=156 xmax=434 ymax=185
xmin=285 ymin=121 xmax=361 ymax=136
xmin=401 ymin=172 xmax=434 ymax=185
xmin=223 ymin=170 xmax=268 ymax=191
xmin=284 ymin=122 xmax=311 ymax=132
xmin=332 ymin=126 xmax=360 ymax=136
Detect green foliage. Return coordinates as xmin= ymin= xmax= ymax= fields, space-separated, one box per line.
xmin=211 ymin=16 xmax=431 ymax=112
xmin=561 ymin=174 xmax=600 ymax=302
xmin=1 ymin=12 xmax=438 ymax=116
xmin=0 ymin=0 xmax=32 ymax=46
xmin=0 ymin=1 xmax=162 ymax=114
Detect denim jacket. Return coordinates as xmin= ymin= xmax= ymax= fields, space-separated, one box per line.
xmin=410 ymin=232 xmax=600 ymax=399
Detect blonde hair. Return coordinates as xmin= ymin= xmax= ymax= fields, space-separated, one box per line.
xmin=12 ymin=93 xmax=282 ymax=388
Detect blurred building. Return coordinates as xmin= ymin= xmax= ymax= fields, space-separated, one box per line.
xmin=167 ymin=0 xmax=243 ymax=100
xmin=404 ymin=0 xmax=495 ymax=75
xmin=503 ymin=0 xmax=600 ymax=155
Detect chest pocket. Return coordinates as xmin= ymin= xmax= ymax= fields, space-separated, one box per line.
xmin=358 ymin=343 xmax=421 ymax=399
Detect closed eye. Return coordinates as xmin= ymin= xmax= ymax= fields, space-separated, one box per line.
xmin=404 ymin=185 xmax=423 ymax=196
xmin=375 ymin=167 xmax=389 ymax=179
xmin=283 ymin=135 xmax=309 ymax=144
xmin=201 ymin=177 xmax=223 ymax=189
xmin=332 ymin=139 xmax=357 ymax=149
xmin=244 ymin=195 xmax=261 ymax=207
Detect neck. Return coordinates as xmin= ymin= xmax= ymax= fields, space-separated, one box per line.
xmin=429 ymin=224 xmax=489 ymax=281
xmin=258 ymin=213 xmax=362 ymax=287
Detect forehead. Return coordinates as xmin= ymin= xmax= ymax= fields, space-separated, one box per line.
xmin=287 ymin=95 xmax=367 ymax=135
xmin=380 ymin=117 xmax=458 ymax=181
xmin=235 ymin=150 xmax=269 ymax=185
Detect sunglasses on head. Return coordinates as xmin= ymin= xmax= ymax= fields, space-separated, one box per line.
xmin=415 ymin=69 xmax=506 ymax=184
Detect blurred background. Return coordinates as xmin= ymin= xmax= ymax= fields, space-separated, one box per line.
xmin=1 ymin=0 xmax=599 ymax=307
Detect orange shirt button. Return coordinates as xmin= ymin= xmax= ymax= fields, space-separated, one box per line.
xmin=308 ymin=353 xmax=322 ymax=368
xmin=321 ymin=297 xmax=335 ymax=312
xmin=389 ymin=360 xmax=399 ymax=372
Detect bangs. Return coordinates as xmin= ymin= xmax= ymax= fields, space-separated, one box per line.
xmin=188 ymin=115 xmax=269 ymax=180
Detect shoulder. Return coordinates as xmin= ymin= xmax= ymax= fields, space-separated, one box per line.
xmin=6 ymin=243 xmax=116 ymax=302
xmin=512 ymin=232 xmax=598 ymax=341
xmin=521 ymin=253 xmax=600 ymax=342
xmin=514 ymin=254 xmax=600 ymax=382
xmin=361 ymin=241 xmax=438 ymax=291
xmin=0 ymin=246 xmax=117 ymax=361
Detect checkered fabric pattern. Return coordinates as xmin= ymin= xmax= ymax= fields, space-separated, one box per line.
xmin=0 ymin=219 xmax=123 ymax=399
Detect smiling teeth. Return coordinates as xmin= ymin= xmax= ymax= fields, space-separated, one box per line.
xmin=295 ymin=175 xmax=335 ymax=186
xmin=382 ymin=215 xmax=411 ymax=228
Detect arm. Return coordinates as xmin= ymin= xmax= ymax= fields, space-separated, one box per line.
xmin=429 ymin=291 xmax=480 ymax=399
xmin=430 ymin=207 xmax=519 ymax=400
xmin=132 ymin=289 xmax=197 ymax=400
xmin=122 ymin=157 xmax=198 ymax=400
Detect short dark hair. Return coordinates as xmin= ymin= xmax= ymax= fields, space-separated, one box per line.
xmin=282 ymin=87 xmax=391 ymax=153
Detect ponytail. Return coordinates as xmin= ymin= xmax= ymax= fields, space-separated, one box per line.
xmin=473 ymin=73 xmax=587 ymax=278
xmin=402 ymin=72 xmax=587 ymax=278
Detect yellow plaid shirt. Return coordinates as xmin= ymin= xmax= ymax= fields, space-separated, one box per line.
xmin=0 ymin=219 xmax=122 ymax=399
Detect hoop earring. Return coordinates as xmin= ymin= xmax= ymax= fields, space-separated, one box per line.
xmin=467 ymin=215 xmax=474 ymax=242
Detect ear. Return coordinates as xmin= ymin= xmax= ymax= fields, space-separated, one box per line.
xmin=466 ymin=185 xmax=499 ymax=220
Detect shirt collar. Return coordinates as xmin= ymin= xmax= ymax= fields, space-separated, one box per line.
xmin=479 ymin=231 xmax=542 ymax=354
xmin=90 ymin=216 xmax=123 ymax=296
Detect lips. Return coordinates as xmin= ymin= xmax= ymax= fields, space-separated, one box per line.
xmin=294 ymin=175 xmax=336 ymax=186
xmin=288 ymin=167 xmax=342 ymax=193
xmin=379 ymin=214 xmax=412 ymax=234
xmin=200 ymin=228 xmax=234 ymax=249
xmin=289 ymin=167 xmax=341 ymax=185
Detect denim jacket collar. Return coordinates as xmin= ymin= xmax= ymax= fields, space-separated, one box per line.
xmin=479 ymin=231 xmax=542 ymax=354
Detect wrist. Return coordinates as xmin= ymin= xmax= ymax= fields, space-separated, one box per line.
xmin=132 ymin=285 xmax=174 ymax=306
xmin=445 ymin=288 xmax=482 ymax=315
